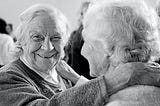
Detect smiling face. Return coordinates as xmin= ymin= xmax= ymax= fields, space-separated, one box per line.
xmin=21 ymin=14 xmax=63 ymax=73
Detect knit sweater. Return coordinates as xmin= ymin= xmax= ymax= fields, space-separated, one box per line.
xmin=0 ymin=59 xmax=107 ymax=106
xmin=106 ymin=62 xmax=160 ymax=106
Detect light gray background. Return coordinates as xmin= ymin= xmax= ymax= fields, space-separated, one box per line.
xmin=0 ymin=0 xmax=157 ymax=31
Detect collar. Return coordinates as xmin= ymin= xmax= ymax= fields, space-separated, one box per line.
xmin=20 ymin=56 xmax=60 ymax=85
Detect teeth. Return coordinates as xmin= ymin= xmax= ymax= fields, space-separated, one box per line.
xmin=44 ymin=56 xmax=53 ymax=58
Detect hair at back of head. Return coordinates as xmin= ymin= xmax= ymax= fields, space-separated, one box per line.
xmin=83 ymin=0 xmax=160 ymax=65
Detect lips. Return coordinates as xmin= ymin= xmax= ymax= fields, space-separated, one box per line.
xmin=37 ymin=53 xmax=55 ymax=58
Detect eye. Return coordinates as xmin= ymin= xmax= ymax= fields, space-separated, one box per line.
xmin=32 ymin=34 xmax=44 ymax=42
xmin=50 ymin=36 xmax=62 ymax=42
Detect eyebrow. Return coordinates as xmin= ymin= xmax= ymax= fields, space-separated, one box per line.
xmin=29 ymin=30 xmax=40 ymax=36
xmin=29 ymin=27 xmax=63 ymax=38
xmin=53 ymin=31 xmax=61 ymax=36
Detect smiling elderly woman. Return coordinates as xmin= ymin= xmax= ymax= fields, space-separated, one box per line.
xmin=12 ymin=4 xmax=85 ymax=91
xmin=12 ymin=4 xmax=86 ymax=89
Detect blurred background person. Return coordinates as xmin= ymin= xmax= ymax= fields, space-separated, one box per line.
xmin=64 ymin=1 xmax=93 ymax=79
xmin=0 ymin=18 xmax=9 ymax=34
xmin=6 ymin=23 xmax=13 ymax=35
xmin=0 ymin=18 xmax=15 ymax=68
xmin=155 ymin=0 xmax=160 ymax=65
xmin=82 ymin=0 xmax=160 ymax=105
xmin=156 ymin=0 xmax=160 ymax=16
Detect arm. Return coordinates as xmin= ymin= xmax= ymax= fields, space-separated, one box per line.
xmin=0 ymin=71 xmax=108 ymax=106
xmin=1 ymin=62 xmax=159 ymax=106
xmin=104 ymin=62 xmax=160 ymax=96
xmin=75 ymin=75 xmax=89 ymax=86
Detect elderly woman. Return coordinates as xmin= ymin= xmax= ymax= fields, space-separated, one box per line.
xmin=0 ymin=3 xmax=159 ymax=106
xmin=82 ymin=0 xmax=160 ymax=105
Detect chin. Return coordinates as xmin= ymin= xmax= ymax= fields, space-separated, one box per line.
xmin=90 ymin=64 xmax=105 ymax=77
xmin=36 ymin=61 xmax=54 ymax=71
xmin=35 ymin=53 xmax=59 ymax=70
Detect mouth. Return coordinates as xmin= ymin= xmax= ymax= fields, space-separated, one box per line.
xmin=37 ymin=54 xmax=55 ymax=59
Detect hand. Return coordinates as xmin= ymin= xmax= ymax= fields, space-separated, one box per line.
xmin=104 ymin=62 xmax=160 ymax=96
xmin=56 ymin=60 xmax=81 ymax=84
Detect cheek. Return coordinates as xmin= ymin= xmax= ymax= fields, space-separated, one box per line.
xmin=53 ymin=42 xmax=61 ymax=51
xmin=30 ymin=42 xmax=41 ymax=53
xmin=52 ymin=42 xmax=63 ymax=58
xmin=81 ymin=44 xmax=101 ymax=67
xmin=81 ymin=46 xmax=96 ymax=67
xmin=23 ymin=42 xmax=41 ymax=58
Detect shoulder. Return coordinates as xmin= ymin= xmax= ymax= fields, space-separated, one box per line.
xmin=0 ymin=60 xmax=31 ymax=85
xmin=108 ymin=86 xmax=160 ymax=106
xmin=0 ymin=34 xmax=13 ymax=41
xmin=0 ymin=34 xmax=14 ymax=48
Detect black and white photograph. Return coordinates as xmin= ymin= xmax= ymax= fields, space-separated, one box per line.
xmin=0 ymin=0 xmax=160 ymax=106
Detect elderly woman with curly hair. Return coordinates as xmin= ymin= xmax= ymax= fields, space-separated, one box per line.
xmin=82 ymin=0 xmax=160 ymax=105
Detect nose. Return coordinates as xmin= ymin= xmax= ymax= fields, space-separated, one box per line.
xmin=41 ymin=38 xmax=54 ymax=51
xmin=81 ymin=42 xmax=93 ymax=59
xmin=81 ymin=43 xmax=87 ymax=57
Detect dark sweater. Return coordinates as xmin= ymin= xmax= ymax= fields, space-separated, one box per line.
xmin=0 ymin=59 xmax=107 ymax=106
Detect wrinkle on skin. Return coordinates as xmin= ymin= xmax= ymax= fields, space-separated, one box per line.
xmin=21 ymin=14 xmax=63 ymax=74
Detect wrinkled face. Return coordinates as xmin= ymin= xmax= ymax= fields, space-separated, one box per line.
xmin=81 ymin=17 xmax=111 ymax=77
xmin=21 ymin=15 xmax=64 ymax=73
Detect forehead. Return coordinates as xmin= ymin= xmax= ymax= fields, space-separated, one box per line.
xmin=83 ymin=15 xmax=111 ymax=42
xmin=26 ymin=14 xmax=62 ymax=35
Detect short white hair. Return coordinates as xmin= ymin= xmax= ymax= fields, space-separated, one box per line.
xmin=83 ymin=0 xmax=160 ymax=64
xmin=14 ymin=4 xmax=70 ymax=56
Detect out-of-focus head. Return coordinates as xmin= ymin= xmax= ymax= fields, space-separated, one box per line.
xmin=6 ymin=23 xmax=13 ymax=35
xmin=156 ymin=0 xmax=160 ymax=17
xmin=82 ymin=0 xmax=160 ymax=77
xmin=0 ymin=18 xmax=8 ymax=34
xmin=79 ymin=1 xmax=91 ymax=23
xmin=156 ymin=0 xmax=160 ymax=35
xmin=14 ymin=4 xmax=70 ymax=73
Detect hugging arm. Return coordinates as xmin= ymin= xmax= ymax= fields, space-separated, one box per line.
xmin=0 ymin=71 xmax=108 ymax=106
xmin=1 ymin=62 xmax=160 ymax=106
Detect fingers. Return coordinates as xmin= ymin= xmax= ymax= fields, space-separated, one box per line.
xmin=56 ymin=60 xmax=81 ymax=84
xmin=56 ymin=60 xmax=73 ymax=74
xmin=56 ymin=60 xmax=66 ymax=73
xmin=57 ymin=60 xmax=68 ymax=69
xmin=59 ymin=60 xmax=75 ymax=72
